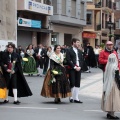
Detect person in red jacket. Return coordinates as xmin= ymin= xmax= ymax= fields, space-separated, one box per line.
xmin=99 ymin=41 xmax=119 ymax=71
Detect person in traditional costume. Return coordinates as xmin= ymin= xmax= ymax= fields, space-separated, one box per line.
xmin=34 ymin=44 xmax=46 ymax=77
xmin=1 ymin=43 xmax=32 ymax=105
xmin=46 ymin=46 xmax=53 ymax=69
xmin=41 ymin=45 xmax=71 ymax=103
xmin=84 ymin=43 xmax=96 ymax=73
xmin=101 ymin=53 xmax=120 ymax=119
xmin=0 ymin=51 xmax=7 ymax=99
xmin=66 ymin=38 xmax=83 ymax=103
xmin=23 ymin=44 xmax=37 ymax=76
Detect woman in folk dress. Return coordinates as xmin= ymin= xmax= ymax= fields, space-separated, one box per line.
xmin=41 ymin=45 xmax=71 ymax=103
xmin=101 ymin=53 xmax=120 ymax=119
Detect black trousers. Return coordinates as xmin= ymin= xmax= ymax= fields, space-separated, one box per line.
xmin=69 ymin=69 xmax=81 ymax=88
xmin=4 ymin=73 xmax=17 ymax=89
xmin=95 ymin=54 xmax=99 ymax=66
xmin=36 ymin=58 xmax=44 ymax=69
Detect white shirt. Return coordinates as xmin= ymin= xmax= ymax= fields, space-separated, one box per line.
xmin=73 ymin=47 xmax=79 ymax=66
xmin=94 ymin=48 xmax=100 ymax=55
xmin=38 ymin=48 xmax=42 ymax=56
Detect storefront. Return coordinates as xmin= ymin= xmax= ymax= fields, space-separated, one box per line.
xmin=51 ymin=24 xmax=82 ymax=46
xmin=82 ymin=32 xmax=96 ymax=48
xmin=17 ymin=0 xmax=53 ymax=49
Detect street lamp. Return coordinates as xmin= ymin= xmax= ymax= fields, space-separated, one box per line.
xmin=107 ymin=15 xmax=114 ymax=41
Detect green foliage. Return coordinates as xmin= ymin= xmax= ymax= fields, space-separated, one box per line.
xmin=100 ymin=43 xmax=105 ymax=49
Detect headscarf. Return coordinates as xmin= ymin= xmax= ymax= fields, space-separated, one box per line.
xmin=50 ymin=52 xmax=64 ymax=67
xmin=103 ymin=53 xmax=118 ymax=101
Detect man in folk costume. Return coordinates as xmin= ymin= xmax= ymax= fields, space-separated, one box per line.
xmin=84 ymin=43 xmax=96 ymax=73
xmin=66 ymin=38 xmax=83 ymax=103
xmin=1 ymin=43 xmax=32 ymax=104
xmin=34 ymin=44 xmax=46 ymax=77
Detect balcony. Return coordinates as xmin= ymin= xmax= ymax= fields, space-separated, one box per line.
xmin=95 ymin=2 xmax=101 ymax=8
xmin=17 ymin=0 xmax=53 ymax=16
xmin=96 ymin=24 xmax=101 ymax=30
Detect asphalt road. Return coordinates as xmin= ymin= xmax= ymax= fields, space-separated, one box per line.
xmin=0 ymin=68 xmax=120 ymax=120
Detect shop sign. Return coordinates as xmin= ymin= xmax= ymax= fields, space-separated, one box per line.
xmin=18 ymin=18 xmax=41 ymax=28
xmin=82 ymin=32 xmax=96 ymax=38
xmin=25 ymin=0 xmax=53 ymax=15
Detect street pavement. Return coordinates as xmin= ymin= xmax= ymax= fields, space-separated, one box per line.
xmin=0 ymin=68 xmax=120 ymax=120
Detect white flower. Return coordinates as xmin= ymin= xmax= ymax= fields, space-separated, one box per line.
xmin=53 ymin=78 xmax=56 ymax=82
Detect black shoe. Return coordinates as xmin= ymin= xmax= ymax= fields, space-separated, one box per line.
xmin=54 ymin=98 xmax=59 ymax=104
xmin=37 ymin=74 xmax=40 ymax=76
xmin=13 ymin=101 xmax=21 ymax=105
xmin=58 ymin=98 xmax=61 ymax=103
xmin=69 ymin=98 xmax=73 ymax=103
xmin=54 ymin=98 xmax=61 ymax=104
xmin=74 ymin=100 xmax=83 ymax=103
xmin=3 ymin=100 xmax=9 ymax=103
xmin=107 ymin=114 xmax=119 ymax=119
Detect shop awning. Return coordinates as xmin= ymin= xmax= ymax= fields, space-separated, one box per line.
xmin=17 ymin=26 xmax=53 ymax=33
xmin=82 ymin=32 xmax=96 ymax=39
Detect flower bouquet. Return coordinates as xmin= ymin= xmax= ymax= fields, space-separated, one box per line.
xmin=8 ymin=59 xmax=17 ymax=78
xmin=22 ymin=58 xmax=28 ymax=62
xmin=48 ymin=69 xmax=62 ymax=85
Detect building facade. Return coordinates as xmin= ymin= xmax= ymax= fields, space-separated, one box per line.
xmin=83 ymin=0 xmax=116 ymax=48
xmin=17 ymin=0 xmax=53 ymax=49
xmin=114 ymin=0 xmax=120 ymax=42
xmin=0 ymin=0 xmax=17 ymax=50
xmin=49 ymin=0 xmax=87 ymax=46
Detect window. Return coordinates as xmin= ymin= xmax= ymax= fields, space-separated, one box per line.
xmin=71 ymin=0 xmax=76 ymax=17
xmin=86 ymin=11 xmax=92 ymax=25
xmin=116 ymin=1 xmax=120 ymax=10
xmin=62 ymin=0 xmax=66 ymax=15
xmin=51 ymin=33 xmax=58 ymax=45
xmin=80 ymin=2 xmax=85 ymax=20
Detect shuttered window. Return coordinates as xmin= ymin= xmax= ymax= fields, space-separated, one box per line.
xmin=62 ymin=0 xmax=66 ymax=15
xmin=71 ymin=0 xmax=76 ymax=17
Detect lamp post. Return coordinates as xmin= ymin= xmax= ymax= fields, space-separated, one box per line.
xmin=107 ymin=15 xmax=114 ymax=41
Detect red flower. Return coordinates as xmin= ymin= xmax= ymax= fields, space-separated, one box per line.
xmin=8 ymin=63 xmax=12 ymax=70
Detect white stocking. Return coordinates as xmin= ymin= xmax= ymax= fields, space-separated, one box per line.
xmin=13 ymin=89 xmax=17 ymax=101
xmin=74 ymin=87 xmax=79 ymax=101
xmin=40 ymin=68 xmax=43 ymax=75
xmin=37 ymin=67 xmax=41 ymax=74
xmin=70 ymin=87 xmax=75 ymax=100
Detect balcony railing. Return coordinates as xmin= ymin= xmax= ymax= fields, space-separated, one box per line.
xmin=95 ymin=2 xmax=101 ymax=8
xmin=96 ymin=24 xmax=101 ymax=30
